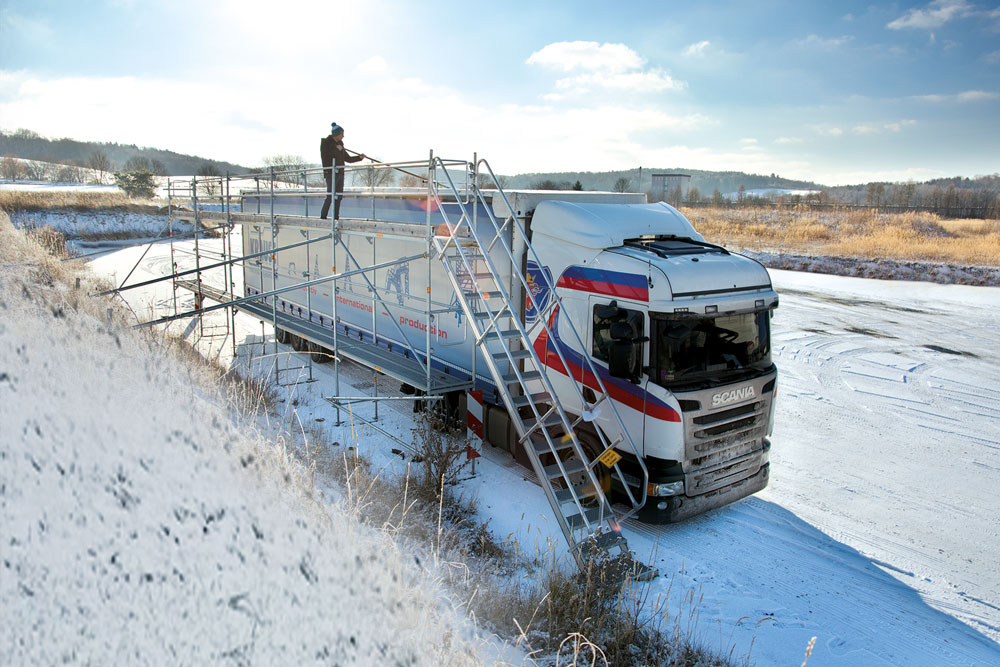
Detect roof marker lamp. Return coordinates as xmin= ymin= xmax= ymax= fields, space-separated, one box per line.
xmin=705 ymin=305 xmax=718 ymax=314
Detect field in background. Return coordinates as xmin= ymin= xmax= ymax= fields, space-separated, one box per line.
xmin=682 ymin=206 xmax=1000 ymax=267
xmin=0 ymin=189 xmax=142 ymax=212
xmin=5 ymin=190 xmax=999 ymax=268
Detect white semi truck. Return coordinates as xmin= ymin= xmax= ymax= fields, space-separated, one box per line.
xmin=236 ymin=174 xmax=777 ymax=537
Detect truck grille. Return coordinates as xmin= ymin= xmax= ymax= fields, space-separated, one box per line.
xmin=677 ymin=372 xmax=775 ymax=464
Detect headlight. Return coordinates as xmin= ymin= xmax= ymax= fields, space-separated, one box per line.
xmin=647 ymin=480 xmax=684 ymax=497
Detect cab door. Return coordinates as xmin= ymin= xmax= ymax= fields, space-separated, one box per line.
xmin=587 ymin=295 xmax=649 ymax=457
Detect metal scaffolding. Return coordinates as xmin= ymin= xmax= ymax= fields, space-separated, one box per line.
xmin=106 ymin=153 xmax=652 ymax=573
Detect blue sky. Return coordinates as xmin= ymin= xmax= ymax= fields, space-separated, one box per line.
xmin=1 ymin=0 xmax=998 ymax=185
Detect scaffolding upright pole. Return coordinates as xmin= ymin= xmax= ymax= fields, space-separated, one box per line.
xmin=192 ymin=176 xmax=203 ymax=335
xmin=269 ymin=168 xmax=279 ymax=380
xmin=425 ymin=150 xmax=433 ymax=393
xmin=331 ymin=163 xmax=342 ymax=425
xmin=227 ymin=173 xmax=237 ymax=358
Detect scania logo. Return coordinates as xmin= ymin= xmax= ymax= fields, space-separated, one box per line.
xmin=711 ymin=385 xmax=756 ymax=407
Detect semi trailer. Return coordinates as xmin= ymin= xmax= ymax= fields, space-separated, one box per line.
xmin=235 ymin=173 xmax=778 ymax=533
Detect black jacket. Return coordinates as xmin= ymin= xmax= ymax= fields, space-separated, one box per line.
xmin=320 ymin=135 xmax=363 ymax=170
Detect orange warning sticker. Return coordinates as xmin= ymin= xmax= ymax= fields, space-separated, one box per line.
xmin=597 ymin=448 xmax=621 ymax=468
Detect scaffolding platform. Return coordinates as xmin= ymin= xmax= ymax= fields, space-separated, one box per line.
xmin=236 ymin=295 xmax=471 ymax=394
xmin=175 ymin=279 xmax=231 ymax=303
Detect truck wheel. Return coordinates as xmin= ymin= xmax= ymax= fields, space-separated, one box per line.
xmin=290 ymin=334 xmax=307 ymax=352
xmin=275 ymin=327 xmax=290 ymax=344
xmin=308 ymin=341 xmax=329 ymax=363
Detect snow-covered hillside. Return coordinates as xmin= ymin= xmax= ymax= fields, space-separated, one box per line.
xmin=0 ymin=217 xmax=486 ymax=665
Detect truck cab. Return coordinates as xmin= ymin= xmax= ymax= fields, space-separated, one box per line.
xmin=526 ymin=200 xmax=778 ymax=522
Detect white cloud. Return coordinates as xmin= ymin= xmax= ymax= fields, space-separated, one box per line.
xmin=774 ymin=136 xmax=802 ymax=144
xmin=796 ymin=34 xmax=854 ymax=49
xmin=527 ymin=40 xmax=684 ymax=97
xmin=984 ymin=50 xmax=1000 ymax=64
xmin=526 ymin=41 xmax=645 ymax=73
xmin=682 ymin=40 xmax=711 ymax=57
xmin=817 ymin=127 xmax=844 ymax=137
xmin=852 ymin=124 xmax=879 ymax=135
xmin=912 ymin=89 xmax=999 ymax=103
xmin=956 ymin=90 xmax=999 ymax=102
xmin=883 ymin=120 xmax=917 ymax=132
xmin=553 ymin=69 xmax=684 ymax=94
xmin=887 ymin=0 xmax=973 ymax=30
xmin=357 ymin=56 xmax=388 ymax=76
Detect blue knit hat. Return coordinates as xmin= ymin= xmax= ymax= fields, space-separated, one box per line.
xmin=330 ymin=122 xmax=344 ymax=137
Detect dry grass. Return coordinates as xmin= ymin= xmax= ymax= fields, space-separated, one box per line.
xmin=682 ymin=206 xmax=1000 ymax=266
xmin=0 ymin=189 xmax=163 ymax=214
xmin=297 ymin=412 xmax=745 ymax=666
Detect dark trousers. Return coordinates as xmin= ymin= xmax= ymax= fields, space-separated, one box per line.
xmin=320 ymin=169 xmax=345 ymax=220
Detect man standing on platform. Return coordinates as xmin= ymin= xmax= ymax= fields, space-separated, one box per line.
xmin=320 ymin=122 xmax=365 ymax=220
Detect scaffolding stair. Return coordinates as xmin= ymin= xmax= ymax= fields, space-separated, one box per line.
xmin=427 ymin=159 xmax=653 ymax=575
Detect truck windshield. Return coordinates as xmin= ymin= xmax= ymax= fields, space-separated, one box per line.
xmin=650 ymin=311 xmax=771 ymax=386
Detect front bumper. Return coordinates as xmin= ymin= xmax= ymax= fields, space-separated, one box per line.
xmin=636 ymin=462 xmax=769 ymax=524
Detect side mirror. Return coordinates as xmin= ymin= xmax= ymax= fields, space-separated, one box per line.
xmin=608 ymin=341 xmax=633 ymax=380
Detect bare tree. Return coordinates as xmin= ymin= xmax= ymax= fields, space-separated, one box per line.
xmin=612 ymin=177 xmax=632 ymax=193
xmin=1 ymin=155 xmax=22 ymax=181
xmin=87 ymin=151 xmax=111 ymax=184
xmin=57 ymin=163 xmax=85 ymax=183
xmin=667 ymin=184 xmax=683 ymax=206
xmin=124 ymin=156 xmax=153 ymax=173
xmin=22 ymin=160 xmax=48 ymax=181
xmin=196 ymin=163 xmax=222 ymax=197
xmin=353 ymin=164 xmax=395 ymax=188
xmin=865 ymin=182 xmax=886 ymax=209
xmin=259 ymin=154 xmax=309 ymax=185
xmin=399 ymin=173 xmax=426 ymax=188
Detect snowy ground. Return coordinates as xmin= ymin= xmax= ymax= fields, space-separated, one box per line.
xmin=9 ymin=211 xmax=1000 ymax=665
xmin=0 ymin=218 xmax=501 ymax=665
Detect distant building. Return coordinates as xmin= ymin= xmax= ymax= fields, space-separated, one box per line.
xmin=651 ymin=173 xmax=691 ymax=202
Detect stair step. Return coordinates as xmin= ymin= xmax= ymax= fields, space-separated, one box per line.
xmin=473 ymin=272 xmax=494 ymax=280
xmin=502 ymin=370 xmax=541 ymax=384
xmin=565 ymin=506 xmax=603 ymax=530
xmin=585 ymin=531 xmax=628 ymax=554
xmin=473 ymin=309 xmax=510 ymax=321
xmin=492 ymin=329 xmax=522 ymax=339
xmin=463 ymin=290 xmax=501 ymax=301
xmin=493 ymin=348 xmax=531 ymax=362
xmin=554 ymin=483 xmax=599 ymax=504
xmin=511 ymin=392 xmax=551 ymax=408
xmin=544 ymin=457 xmax=586 ymax=479
xmin=521 ymin=413 xmax=565 ymax=433
xmin=531 ymin=434 xmax=575 ymax=455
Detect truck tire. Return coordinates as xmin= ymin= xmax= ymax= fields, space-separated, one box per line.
xmin=275 ymin=327 xmax=290 ymax=344
xmin=290 ymin=334 xmax=307 ymax=352
xmin=308 ymin=341 xmax=329 ymax=363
